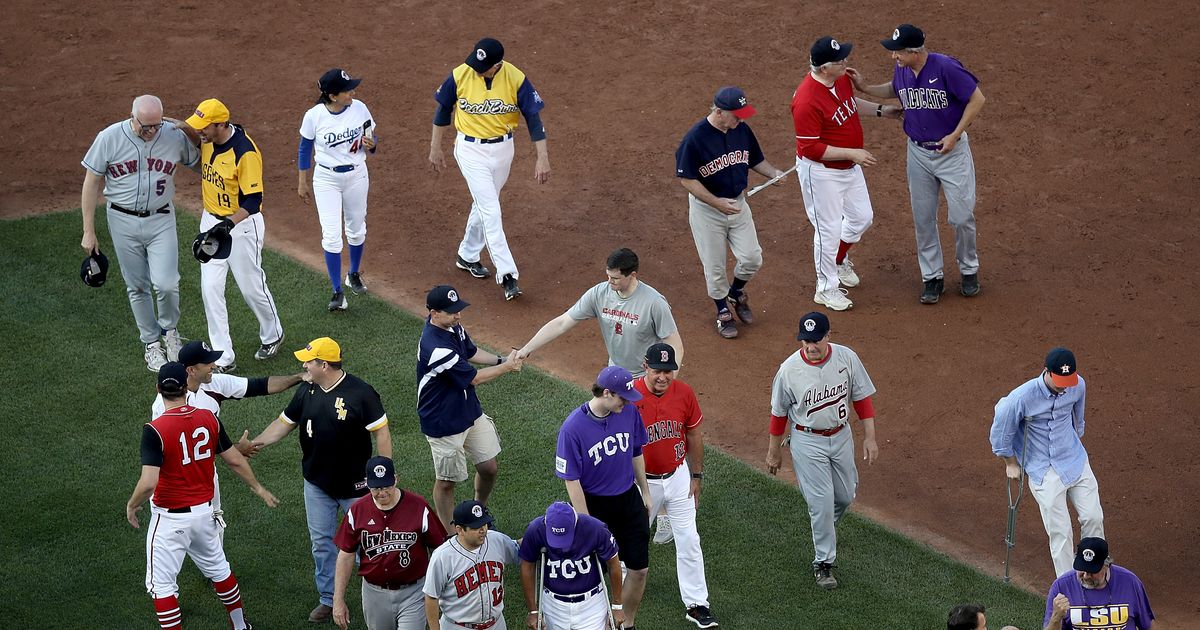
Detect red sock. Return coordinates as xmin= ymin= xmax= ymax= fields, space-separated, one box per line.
xmin=213 ymin=573 xmax=248 ymax=629
xmin=153 ymin=595 xmax=182 ymax=629
xmin=836 ymin=240 xmax=854 ymax=265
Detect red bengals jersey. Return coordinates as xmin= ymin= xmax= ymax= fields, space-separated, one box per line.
xmin=334 ymin=490 xmax=448 ymax=587
xmin=633 ymin=379 xmax=702 ymax=475
xmin=791 ymin=73 xmax=864 ymax=169
xmin=141 ymin=405 xmax=233 ymax=509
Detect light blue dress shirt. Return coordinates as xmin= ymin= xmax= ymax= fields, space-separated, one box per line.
xmin=990 ymin=373 xmax=1088 ymax=486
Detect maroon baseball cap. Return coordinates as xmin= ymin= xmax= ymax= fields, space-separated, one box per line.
xmin=714 ymin=86 xmax=757 ymax=119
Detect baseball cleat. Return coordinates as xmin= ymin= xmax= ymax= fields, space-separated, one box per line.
xmin=502 ymin=274 xmax=522 ymax=301
xmin=920 ymin=278 xmax=945 ymax=304
xmin=309 ymin=603 xmax=333 ymax=623
xmin=456 ymin=256 xmax=491 ymax=279
xmin=715 ymin=310 xmax=738 ymax=339
xmin=726 ymin=292 xmax=754 ymax=324
xmin=653 ymin=514 xmax=675 ymax=544
xmin=685 ymin=605 xmax=719 ymax=628
xmin=837 ymin=259 xmax=860 ymax=288
xmin=255 ymin=335 xmax=285 ymax=360
xmin=814 ymin=562 xmax=838 ymax=590
xmin=344 ymin=272 xmax=367 ymax=295
xmin=960 ymin=273 xmax=980 ymax=297
xmin=213 ymin=362 xmax=237 ymax=374
xmin=328 ymin=291 xmax=348 ymax=311
xmin=814 ymin=288 xmax=853 ymax=311
xmin=145 ymin=341 xmax=168 ymax=372
xmin=163 ymin=329 xmax=185 ymax=362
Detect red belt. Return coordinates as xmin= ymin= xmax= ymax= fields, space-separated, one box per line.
xmin=456 ymin=619 xmax=497 ymax=630
xmin=794 ymin=423 xmax=846 ymax=437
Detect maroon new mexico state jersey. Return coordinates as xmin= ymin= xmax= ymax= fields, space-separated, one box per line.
xmin=141 ymin=405 xmax=233 ymax=509
xmin=334 ymin=490 xmax=448 ymax=587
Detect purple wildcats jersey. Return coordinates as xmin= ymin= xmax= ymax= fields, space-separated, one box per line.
xmin=518 ymin=514 xmax=618 ymax=594
xmin=555 ymin=403 xmax=648 ymax=496
xmin=1044 ymin=565 xmax=1155 ymax=630
xmin=891 ymin=52 xmax=979 ymax=143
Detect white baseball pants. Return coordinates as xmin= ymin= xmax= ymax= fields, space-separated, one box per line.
xmin=539 ymin=585 xmax=611 ymax=630
xmin=796 ymin=158 xmax=874 ymax=294
xmin=646 ymin=460 xmax=710 ymax=608
xmin=453 ymin=132 xmax=518 ymax=282
xmin=313 ymin=164 xmax=369 ymax=253
xmin=1029 ymin=459 xmax=1105 ymax=577
xmin=199 ymin=212 xmax=284 ymax=367
xmin=788 ymin=426 xmax=858 ymax=566
xmin=144 ymin=502 xmax=231 ymax=598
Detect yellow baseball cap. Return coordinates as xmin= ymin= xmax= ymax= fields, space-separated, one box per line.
xmin=295 ymin=337 xmax=341 ymax=362
xmin=185 ymin=98 xmax=230 ymax=130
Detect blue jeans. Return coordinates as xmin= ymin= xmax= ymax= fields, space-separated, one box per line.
xmin=303 ymin=479 xmax=359 ymax=606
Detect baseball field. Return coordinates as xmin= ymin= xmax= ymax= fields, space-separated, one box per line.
xmin=3 ymin=0 xmax=1195 ymax=627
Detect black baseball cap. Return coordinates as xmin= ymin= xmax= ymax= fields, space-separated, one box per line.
xmin=365 ymin=456 xmax=396 ymax=489
xmin=157 ymin=362 xmax=188 ymax=395
xmin=452 ymin=500 xmax=495 ymax=528
xmin=466 ymin=38 xmax=504 ymax=73
xmin=178 ymin=340 xmax=223 ymax=367
xmin=1073 ymin=537 xmax=1109 ymax=573
xmin=318 ymin=68 xmax=362 ymax=95
xmin=797 ymin=311 xmax=830 ymax=341
xmin=1045 ymin=347 xmax=1079 ymax=388
xmin=881 ymin=24 xmax=925 ymax=51
xmin=426 ymin=285 xmax=469 ymax=313
xmin=645 ymin=342 xmax=679 ymax=371
xmin=80 ymin=251 xmax=109 ymax=287
xmin=811 ymin=36 xmax=853 ymax=66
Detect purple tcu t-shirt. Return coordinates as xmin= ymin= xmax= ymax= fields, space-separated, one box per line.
xmin=518 ymin=513 xmax=618 ymax=595
xmin=891 ymin=52 xmax=979 ymax=143
xmin=1044 ymin=565 xmax=1155 ymax=629
xmin=555 ymin=402 xmax=648 ymax=496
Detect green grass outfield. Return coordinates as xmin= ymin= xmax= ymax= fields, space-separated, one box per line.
xmin=0 ymin=210 xmax=1045 ymax=628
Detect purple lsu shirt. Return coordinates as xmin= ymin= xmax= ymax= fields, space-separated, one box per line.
xmin=518 ymin=513 xmax=618 ymax=594
xmin=555 ymin=402 xmax=648 ymax=496
xmin=1044 ymin=565 xmax=1155 ymax=629
xmin=891 ymin=52 xmax=979 ymax=143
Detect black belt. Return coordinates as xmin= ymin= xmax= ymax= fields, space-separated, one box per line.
xmin=165 ymin=501 xmax=211 ymax=513
xmin=914 ymin=140 xmax=944 ymax=150
xmin=549 ymin=584 xmax=603 ymax=603
xmin=317 ymin=163 xmax=356 ymax=173
xmin=463 ymin=132 xmax=513 ymax=144
xmin=111 ymin=203 xmax=170 ymax=217
xmin=372 ymin=578 xmax=421 ymax=590
xmin=646 ymin=469 xmax=675 ymax=480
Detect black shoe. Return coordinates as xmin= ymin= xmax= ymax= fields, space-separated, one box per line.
xmin=919 ymin=278 xmax=945 ymax=304
xmin=328 ymin=291 xmax=347 ymax=311
xmin=456 ymin=256 xmax=491 ymax=279
xmin=725 ymin=292 xmax=754 ymax=324
xmin=814 ymin=562 xmax=838 ymax=590
xmin=502 ymin=274 xmax=522 ymax=301
xmin=344 ymin=272 xmax=367 ymax=295
xmin=960 ymin=273 xmax=980 ymax=297
xmin=685 ymin=605 xmax=719 ymax=628
xmin=254 ymin=335 xmax=285 ymax=360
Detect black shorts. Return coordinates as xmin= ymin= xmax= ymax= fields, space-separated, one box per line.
xmin=584 ymin=484 xmax=649 ymax=570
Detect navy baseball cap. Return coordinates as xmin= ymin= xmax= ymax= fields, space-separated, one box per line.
xmin=365 ymin=456 xmax=396 ymax=489
xmin=544 ymin=502 xmax=577 ymax=550
xmin=1045 ymin=347 xmax=1079 ymax=388
xmin=797 ymin=311 xmax=830 ymax=342
xmin=811 ymin=36 xmax=853 ymax=66
xmin=645 ymin=343 xmax=679 ymax=371
xmin=157 ymin=361 xmax=188 ymax=395
xmin=80 ymin=250 xmax=109 ymax=287
xmin=713 ymin=86 xmax=757 ymax=119
xmin=466 ymin=38 xmax=504 ymax=73
xmin=426 ymin=285 xmax=470 ymax=313
xmin=597 ymin=365 xmax=643 ymax=401
xmin=1074 ymin=537 xmax=1108 ymax=573
xmin=881 ymin=24 xmax=925 ymax=51
xmin=318 ymin=68 xmax=362 ymax=95
xmin=453 ymin=500 xmax=495 ymax=528
xmin=178 ymin=340 xmax=223 ymax=367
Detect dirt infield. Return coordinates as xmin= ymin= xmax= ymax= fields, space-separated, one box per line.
xmin=9 ymin=1 xmax=1196 ymax=622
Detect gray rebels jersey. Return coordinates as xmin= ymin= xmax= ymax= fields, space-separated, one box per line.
xmin=567 ymin=280 xmax=678 ymax=376
xmin=771 ymin=343 xmax=876 ymax=431
xmin=423 ymin=530 xmax=519 ymax=624
xmin=81 ymin=119 xmax=199 ymax=211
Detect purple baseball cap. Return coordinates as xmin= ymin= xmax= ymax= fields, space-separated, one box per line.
xmin=544 ymin=501 xmax=577 ymax=550
xmin=597 ymin=365 xmax=642 ymax=402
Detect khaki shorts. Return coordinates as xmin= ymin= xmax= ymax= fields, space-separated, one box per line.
xmin=426 ymin=414 xmax=502 ymax=482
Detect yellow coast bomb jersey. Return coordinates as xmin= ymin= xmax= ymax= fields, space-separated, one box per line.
xmin=200 ymin=125 xmax=264 ymax=216
xmin=435 ymin=62 xmax=544 ymax=139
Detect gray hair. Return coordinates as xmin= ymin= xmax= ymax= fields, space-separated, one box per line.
xmin=809 ymin=61 xmax=841 ymax=74
xmin=131 ymin=94 xmax=163 ymax=117
xmin=904 ymin=46 xmax=926 ymax=54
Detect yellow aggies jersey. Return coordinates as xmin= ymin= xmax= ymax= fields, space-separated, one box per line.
xmin=200 ymin=125 xmax=264 ymax=217
xmin=450 ymin=63 xmax=527 ymax=138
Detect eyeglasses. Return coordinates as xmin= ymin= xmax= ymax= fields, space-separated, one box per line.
xmin=133 ymin=116 xmax=164 ymax=132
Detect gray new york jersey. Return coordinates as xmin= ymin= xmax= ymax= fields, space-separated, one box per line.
xmin=567 ymin=280 xmax=678 ymax=375
xmin=81 ymin=120 xmax=199 ymax=211
xmin=771 ymin=343 xmax=876 ymax=430
xmin=423 ymin=530 xmax=519 ymax=627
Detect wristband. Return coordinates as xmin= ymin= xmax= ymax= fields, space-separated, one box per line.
xmin=692 ymin=472 xmax=704 ymax=479
xmin=497 ymin=354 xmax=505 ymax=365
xmin=876 ymin=104 xmax=883 ymax=117
xmin=611 ymin=605 xmax=623 ymax=610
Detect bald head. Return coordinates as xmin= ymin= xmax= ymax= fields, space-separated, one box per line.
xmin=131 ymin=95 xmax=163 ymax=119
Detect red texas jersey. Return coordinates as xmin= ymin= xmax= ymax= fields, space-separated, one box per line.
xmin=633 ymin=379 xmax=702 ymax=475
xmin=791 ymin=73 xmax=864 ymax=169
xmin=143 ymin=405 xmax=231 ymax=508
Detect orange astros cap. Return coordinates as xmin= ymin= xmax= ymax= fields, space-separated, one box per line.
xmin=1044 ymin=347 xmax=1079 ymax=388
xmin=185 ymin=98 xmax=230 ymax=130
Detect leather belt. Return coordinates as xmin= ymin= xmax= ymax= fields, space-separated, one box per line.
xmin=111 ymin=203 xmax=170 ymax=217
xmin=794 ymin=423 xmax=846 ymax=437
xmin=165 ymin=501 xmax=211 ymax=514
xmin=549 ymin=584 xmax=603 ymax=603
xmin=646 ymin=469 xmax=675 ymax=480
xmin=914 ymin=140 xmax=944 ymax=149
xmin=463 ymin=132 xmax=513 ymax=144
xmin=317 ymin=163 xmax=356 ymax=172
xmin=372 ymin=578 xmax=420 ymax=590
xmin=455 ymin=619 xmax=497 ymax=630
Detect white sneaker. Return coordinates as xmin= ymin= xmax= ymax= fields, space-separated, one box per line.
xmin=837 ymin=259 xmax=860 ymax=288
xmin=814 ymin=288 xmax=854 ymax=311
xmin=144 ymin=341 xmax=168 ymax=372
xmin=163 ymin=329 xmax=185 ymax=362
xmin=653 ymin=514 xmax=674 ymax=544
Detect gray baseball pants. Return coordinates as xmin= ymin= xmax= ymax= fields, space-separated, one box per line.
xmin=687 ymin=193 xmax=762 ymax=300
xmin=362 ymin=580 xmax=426 ymax=630
xmin=106 ymin=207 xmax=180 ymax=344
xmin=788 ymin=427 xmax=858 ymax=566
xmin=906 ymin=133 xmax=978 ymax=281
